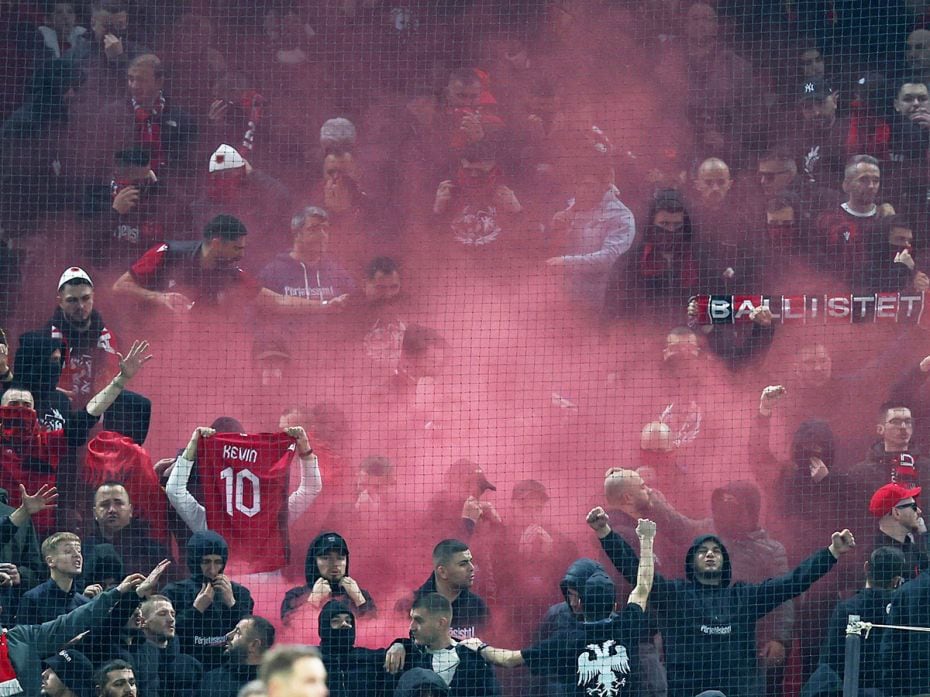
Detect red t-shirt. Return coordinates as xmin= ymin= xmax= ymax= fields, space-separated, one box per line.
xmin=196 ymin=432 xmax=295 ymax=573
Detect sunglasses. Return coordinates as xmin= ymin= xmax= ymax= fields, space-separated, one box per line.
xmin=895 ymin=501 xmax=919 ymax=511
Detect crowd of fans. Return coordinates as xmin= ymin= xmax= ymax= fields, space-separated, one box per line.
xmin=4 ymin=1 xmax=930 ymax=697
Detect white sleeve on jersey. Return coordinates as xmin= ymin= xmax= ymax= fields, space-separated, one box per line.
xmin=166 ymin=454 xmax=209 ymax=531
xmin=288 ymin=451 xmax=323 ymax=525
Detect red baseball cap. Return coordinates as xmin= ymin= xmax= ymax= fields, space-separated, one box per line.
xmin=869 ymin=482 xmax=921 ymax=518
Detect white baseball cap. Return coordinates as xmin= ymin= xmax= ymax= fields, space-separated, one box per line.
xmin=209 ymin=144 xmax=246 ymax=173
xmin=58 ymin=267 xmax=93 ymax=291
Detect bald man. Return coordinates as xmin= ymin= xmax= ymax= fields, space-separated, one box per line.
xmin=693 ymin=158 xmax=732 ymax=209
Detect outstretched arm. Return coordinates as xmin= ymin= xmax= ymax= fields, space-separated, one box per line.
xmin=460 ymin=638 xmax=525 ymax=668
xmin=748 ymin=529 xmax=854 ymax=617
xmin=86 ymin=340 xmax=153 ymax=416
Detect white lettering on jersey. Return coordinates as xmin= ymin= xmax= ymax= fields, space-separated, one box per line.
xmin=222 ymin=445 xmax=258 ymax=463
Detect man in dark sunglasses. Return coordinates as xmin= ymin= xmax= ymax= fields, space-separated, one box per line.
xmin=868 ymin=482 xmax=928 ymax=578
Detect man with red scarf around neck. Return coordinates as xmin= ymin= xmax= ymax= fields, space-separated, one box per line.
xmin=97 ymin=54 xmax=196 ymax=184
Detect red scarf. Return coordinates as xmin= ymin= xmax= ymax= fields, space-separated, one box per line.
xmin=240 ymin=90 xmax=265 ymax=153
xmin=131 ymin=93 xmax=167 ymax=172
xmin=0 ymin=632 xmax=22 ymax=697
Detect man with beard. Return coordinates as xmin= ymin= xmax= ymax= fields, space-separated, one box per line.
xmin=687 ymin=157 xmax=747 ymax=246
xmin=47 ymin=267 xmax=151 ymax=444
xmin=113 ymin=214 xmax=339 ymax=316
xmin=389 ymin=593 xmax=501 ymax=697
xmin=121 ymin=595 xmax=203 ymax=697
xmin=782 ymin=78 xmax=849 ymax=185
xmin=200 ymin=616 xmax=276 ymax=697
xmin=162 ymin=530 xmax=254 ymax=670
xmin=813 ymin=155 xmax=894 ymax=287
xmin=315 ymin=601 xmax=385 ymax=697
xmin=280 ymin=532 xmax=375 ymax=622
xmin=586 ymin=506 xmax=856 ymax=697
xmin=867 ymin=483 xmax=928 ymax=578
xmin=391 ymin=539 xmax=490 ymax=656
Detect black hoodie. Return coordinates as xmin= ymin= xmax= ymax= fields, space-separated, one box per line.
xmin=162 ymin=531 xmax=254 ymax=670
xmin=600 ymin=529 xmax=838 ymax=697
xmin=12 ymin=331 xmax=70 ymax=429
xmin=537 ymin=558 xmax=606 ymax=641
xmin=317 ymin=600 xmax=386 ymax=697
xmin=280 ymin=531 xmax=376 ymax=621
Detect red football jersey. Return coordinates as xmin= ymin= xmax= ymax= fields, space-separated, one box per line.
xmin=197 ymin=432 xmax=295 ymax=572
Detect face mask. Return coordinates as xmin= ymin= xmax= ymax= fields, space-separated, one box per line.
xmin=454 ymin=165 xmax=500 ymax=195
xmin=0 ymin=405 xmax=41 ymax=444
xmin=320 ymin=611 xmax=356 ymax=652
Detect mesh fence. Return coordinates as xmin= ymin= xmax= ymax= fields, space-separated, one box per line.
xmin=1 ymin=1 xmax=930 ymax=697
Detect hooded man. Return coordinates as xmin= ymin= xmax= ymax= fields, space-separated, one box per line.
xmin=316 ymin=601 xmax=384 ymax=697
xmin=11 ymin=332 xmax=72 ymax=433
xmin=162 ymin=530 xmax=254 ymax=670
xmin=459 ymin=519 xmax=657 ymax=697
xmin=586 ymin=506 xmax=855 ymax=697
xmin=280 ymin=532 xmax=375 ymax=622
xmin=710 ymin=481 xmax=794 ymax=694
xmin=395 ymin=668 xmax=450 ymax=697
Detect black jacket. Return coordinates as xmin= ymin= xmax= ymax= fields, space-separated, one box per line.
xmin=199 ymin=661 xmax=259 ymax=697
xmin=881 ymin=571 xmax=930 ymax=697
xmin=802 ymin=587 xmax=896 ymax=697
xmin=15 ymin=578 xmax=89 ymax=625
xmin=82 ymin=518 xmax=172 ymax=577
xmin=599 ymin=531 xmax=838 ymax=697
xmin=11 ymin=331 xmax=91 ymax=440
xmin=318 ymin=600 xmax=387 ymax=697
xmin=411 ymin=574 xmax=489 ymax=641
xmin=0 ymin=493 xmax=45 ymax=604
xmin=281 ymin=531 xmax=376 ymax=621
xmin=393 ymin=638 xmax=501 ymax=697
xmin=162 ymin=531 xmax=254 ymax=670
xmin=120 ymin=636 xmax=203 ymax=697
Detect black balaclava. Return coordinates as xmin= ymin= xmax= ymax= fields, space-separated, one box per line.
xmin=318 ymin=600 xmax=356 ymax=654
